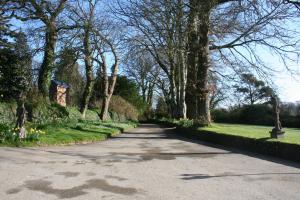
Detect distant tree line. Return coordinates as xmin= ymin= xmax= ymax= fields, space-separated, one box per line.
xmin=212 ymin=102 xmax=300 ymax=128
xmin=211 ymin=73 xmax=300 ymax=128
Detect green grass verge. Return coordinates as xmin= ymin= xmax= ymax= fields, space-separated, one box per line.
xmin=199 ymin=123 xmax=300 ymax=145
xmin=0 ymin=121 xmax=138 ymax=147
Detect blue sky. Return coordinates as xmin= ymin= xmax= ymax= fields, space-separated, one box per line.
xmin=272 ymin=63 xmax=300 ymax=102
xmin=258 ymin=42 xmax=300 ymax=103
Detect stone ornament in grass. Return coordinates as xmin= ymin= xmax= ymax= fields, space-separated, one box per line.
xmin=270 ymin=95 xmax=285 ymax=138
xmin=18 ymin=127 xmax=26 ymax=139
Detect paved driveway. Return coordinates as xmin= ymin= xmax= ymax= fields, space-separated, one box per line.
xmin=1 ymin=124 xmax=300 ymax=200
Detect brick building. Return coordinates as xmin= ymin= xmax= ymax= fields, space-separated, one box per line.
xmin=49 ymin=80 xmax=70 ymax=107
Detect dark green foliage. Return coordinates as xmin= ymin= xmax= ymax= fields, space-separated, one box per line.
xmin=212 ymin=104 xmax=300 ymax=128
xmin=155 ymin=97 xmax=170 ymax=118
xmin=0 ymin=9 xmax=15 ymax=49
xmin=0 ymin=123 xmax=10 ymax=142
xmin=0 ymin=32 xmax=32 ymax=100
xmin=0 ymin=31 xmax=32 ymax=131
xmin=54 ymin=47 xmax=84 ymax=106
xmin=25 ymin=90 xmax=71 ymax=125
xmin=239 ymin=104 xmax=273 ymax=125
xmin=177 ymin=119 xmax=194 ymax=128
xmin=92 ymin=74 xmax=146 ymax=118
xmin=113 ymin=76 xmax=147 ymax=114
xmin=49 ymin=103 xmax=69 ymax=118
xmin=0 ymin=102 xmax=16 ymax=124
xmin=92 ymin=67 xmax=103 ymax=101
xmin=108 ymin=96 xmax=139 ymax=121
xmin=280 ymin=102 xmax=300 ymax=128
xmin=234 ymin=73 xmax=274 ymax=105
xmin=74 ymin=125 xmax=84 ymax=131
xmin=212 ymin=104 xmax=273 ymax=125
xmin=26 ymin=133 xmax=39 ymax=141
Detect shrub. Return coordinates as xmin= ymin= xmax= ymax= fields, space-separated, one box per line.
xmin=155 ymin=97 xmax=170 ymax=119
xmin=25 ymin=89 xmax=77 ymax=125
xmin=109 ymin=96 xmax=139 ymax=121
xmin=177 ymin=119 xmax=194 ymax=128
xmin=0 ymin=124 xmax=47 ymax=144
xmin=212 ymin=104 xmax=300 ymax=128
xmin=212 ymin=105 xmax=273 ymax=125
xmin=239 ymin=104 xmax=273 ymax=125
xmin=0 ymin=102 xmax=16 ymax=124
xmin=211 ymin=109 xmax=229 ymax=122
xmin=0 ymin=124 xmax=11 ymax=143
xmin=89 ymin=95 xmax=139 ymax=121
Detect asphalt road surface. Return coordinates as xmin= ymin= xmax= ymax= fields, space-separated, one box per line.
xmin=1 ymin=124 xmax=300 ymax=200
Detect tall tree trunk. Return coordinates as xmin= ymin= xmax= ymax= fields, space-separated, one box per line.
xmin=99 ymin=42 xmax=119 ymax=121
xmin=99 ymin=60 xmax=109 ymax=120
xmin=179 ymin=53 xmax=187 ymax=119
xmin=100 ymin=95 xmax=110 ymax=120
xmin=38 ymin=22 xmax=57 ymax=98
xmin=80 ymin=64 xmax=93 ymax=118
xmin=16 ymin=93 xmax=26 ymax=139
xmin=194 ymin=5 xmax=211 ymax=126
xmin=175 ymin=64 xmax=181 ymax=118
xmin=99 ymin=70 xmax=118 ymax=121
xmin=186 ymin=0 xmax=198 ymax=119
xmin=177 ymin=0 xmax=187 ymax=119
xmin=80 ymin=25 xmax=94 ymax=118
xmin=186 ymin=0 xmax=213 ymax=125
xmin=169 ymin=73 xmax=178 ymax=118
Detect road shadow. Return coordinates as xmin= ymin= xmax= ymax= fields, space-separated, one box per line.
xmin=180 ymin=172 xmax=300 ymax=180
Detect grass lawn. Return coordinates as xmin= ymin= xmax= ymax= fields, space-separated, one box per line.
xmin=0 ymin=121 xmax=138 ymax=147
xmin=199 ymin=123 xmax=300 ymax=145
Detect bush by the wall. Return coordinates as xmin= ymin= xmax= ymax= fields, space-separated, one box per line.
xmin=109 ymin=96 xmax=139 ymax=121
xmin=89 ymin=95 xmax=139 ymax=121
xmin=212 ymin=104 xmax=300 ymax=128
xmin=0 ymin=102 xmax=16 ymax=125
xmin=66 ymin=107 xmax=99 ymax=121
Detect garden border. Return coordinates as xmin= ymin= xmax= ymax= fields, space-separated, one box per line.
xmin=150 ymin=120 xmax=300 ymax=163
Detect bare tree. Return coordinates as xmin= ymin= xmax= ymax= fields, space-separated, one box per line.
xmin=65 ymin=0 xmax=99 ymax=118
xmin=186 ymin=0 xmax=300 ymax=125
xmin=62 ymin=0 xmax=121 ymax=119
xmin=93 ymin=31 xmax=120 ymax=120
xmin=114 ymin=0 xmax=188 ymax=119
xmin=124 ymin=49 xmax=160 ymax=108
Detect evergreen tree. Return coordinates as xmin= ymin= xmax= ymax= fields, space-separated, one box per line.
xmin=55 ymin=47 xmax=84 ymax=106
xmin=0 ymin=32 xmax=32 ymax=137
xmin=114 ymin=76 xmax=146 ymax=113
xmin=234 ymin=73 xmax=274 ymax=105
xmin=0 ymin=7 xmax=14 ymax=48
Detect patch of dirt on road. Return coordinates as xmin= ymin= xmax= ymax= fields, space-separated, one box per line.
xmin=86 ymin=172 xmax=96 ymax=176
xmin=110 ymin=152 xmax=220 ymax=162
xmin=105 ymin=175 xmax=128 ymax=181
xmin=6 ymin=188 xmax=22 ymax=194
xmin=7 ymin=178 xmax=138 ymax=199
xmin=55 ymin=172 xmax=80 ymax=178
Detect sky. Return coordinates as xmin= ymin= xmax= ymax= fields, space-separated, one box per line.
xmin=274 ymin=71 xmax=300 ymax=102
xmin=259 ymin=46 xmax=300 ymax=103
